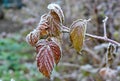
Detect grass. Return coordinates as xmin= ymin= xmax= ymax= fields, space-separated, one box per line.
xmin=0 ymin=34 xmax=44 ymax=81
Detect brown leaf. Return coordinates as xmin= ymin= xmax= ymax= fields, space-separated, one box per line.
xmin=36 ymin=39 xmax=61 ymax=78
xmin=48 ymin=3 xmax=64 ymax=23
xmin=37 ymin=13 xmax=62 ymax=38
xmin=50 ymin=19 xmax=62 ymax=37
xmin=36 ymin=14 xmax=50 ymax=38
xmin=47 ymin=3 xmax=64 ymax=37
xmin=51 ymin=37 xmax=62 ymax=49
xmin=26 ymin=29 xmax=40 ymax=46
xmin=70 ymin=19 xmax=87 ymax=53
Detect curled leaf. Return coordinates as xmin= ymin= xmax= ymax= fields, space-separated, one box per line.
xmin=35 ymin=3 xmax=65 ymax=38
xmin=36 ymin=39 xmax=61 ymax=78
xmin=70 ymin=19 xmax=87 ymax=53
xmin=26 ymin=29 xmax=40 ymax=46
xmin=47 ymin=3 xmax=64 ymax=37
xmin=37 ymin=13 xmax=62 ymax=38
xmin=47 ymin=3 xmax=64 ymax=23
xmin=36 ymin=14 xmax=50 ymax=38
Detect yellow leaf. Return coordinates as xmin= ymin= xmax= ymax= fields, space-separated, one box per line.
xmin=70 ymin=19 xmax=87 ymax=53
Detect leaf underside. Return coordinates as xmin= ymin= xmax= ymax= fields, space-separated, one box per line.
xmin=36 ymin=39 xmax=61 ymax=78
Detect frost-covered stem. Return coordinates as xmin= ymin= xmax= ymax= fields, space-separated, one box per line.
xmin=61 ymin=26 xmax=120 ymax=47
xmin=103 ymin=16 xmax=108 ymax=38
xmin=61 ymin=17 xmax=120 ymax=47
xmin=86 ymin=33 xmax=120 ymax=47
xmin=61 ymin=25 xmax=70 ymax=33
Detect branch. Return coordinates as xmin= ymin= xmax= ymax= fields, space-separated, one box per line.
xmin=61 ymin=17 xmax=120 ymax=47
xmin=85 ymin=17 xmax=120 ymax=47
xmin=61 ymin=27 xmax=120 ymax=47
xmin=103 ymin=16 xmax=108 ymax=38
xmin=86 ymin=33 xmax=120 ymax=47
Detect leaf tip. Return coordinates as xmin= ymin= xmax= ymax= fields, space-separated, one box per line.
xmin=47 ymin=3 xmax=64 ymax=23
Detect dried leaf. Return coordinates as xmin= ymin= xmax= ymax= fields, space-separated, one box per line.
xmin=70 ymin=19 xmax=87 ymax=53
xmin=36 ymin=14 xmax=50 ymax=38
xmin=26 ymin=29 xmax=40 ymax=46
xmin=50 ymin=17 xmax=61 ymax=37
xmin=51 ymin=37 xmax=62 ymax=48
xmin=37 ymin=13 xmax=62 ymax=38
xmin=47 ymin=3 xmax=64 ymax=37
xmin=36 ymin=39 xmax=61 ymax=78
xmin=48 ymin=3 xmax=64 ymax=23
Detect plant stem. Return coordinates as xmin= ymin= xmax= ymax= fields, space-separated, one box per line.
xmin=86 ymin=33 xmax=120 ymax=47
xmin=61 ymin=18 xmax=120 ymax=47
xmin=103 ymin=16 xmax=108 ymax=38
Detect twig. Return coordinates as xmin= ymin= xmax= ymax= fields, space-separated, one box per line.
xmin=103 ymin=16 xmax=108 ymax=38
xmin=61 ymin=27 xmax=120 ymax=47
xmin=86 ymin=16 xmax=120 ymax=46
xmin=86 ymin=33 xmax=120 ymax=47
xmin=61 ymin=17 xmax=120 ymax=47
xmin=61 ymin=25 xmax=70 ymax=33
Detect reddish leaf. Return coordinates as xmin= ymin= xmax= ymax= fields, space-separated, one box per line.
xmin=70 ymin=19 xmax=87 ymax=53
xmin=48 ymin=12 xmax=62 ymax=37
xmin=50 ymin=18 xmax=62 ymax=37
xmin=46 ymin=12 xmax=62 ymax=37
xmin=50 ymin=37 xmax=62 ymax=49
xmin=26 ymin=29 xmax=40 ymax=46
xmin=36 ymin=39 xmax=61 ymax=78
xmin=49 ymin=37 xmax=62 ymax=64
xmin=35 ymin=4 xmax=65 ymax=38
xmin=48 ymin=3 xmax=64 ymax=37
xmin=37 ymin=13 xmax=62 ymax=38
xmin=36 ymin=14 xmax=50 ymax=38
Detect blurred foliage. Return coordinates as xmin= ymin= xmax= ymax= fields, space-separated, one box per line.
xmin=0 ymin=35 xmax=45 ymax=81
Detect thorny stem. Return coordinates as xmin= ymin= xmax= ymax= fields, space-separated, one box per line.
xmin=103 ymin=16 xmax=108 ymax=38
